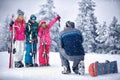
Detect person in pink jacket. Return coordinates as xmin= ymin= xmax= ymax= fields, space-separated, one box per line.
xmin=10 ymin=9 xmax=26 ymax=68
xmin=38 ymin=15 xmax=60 ymax=66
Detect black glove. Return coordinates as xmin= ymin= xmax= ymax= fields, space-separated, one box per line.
xmin=9 ymin=21 xmax=14 ymax=26
xmin=8 ymin=47 xmax=11 ymax=54
xmin=8 ymin=48 xmax=16 ymax=54
xmin=13 ymin=48 xmax=16 ymax=54
xmin=57 ymin=15 xmax=61 ymax=21
xmin=30 ymin=50 xmax=36 ymax=56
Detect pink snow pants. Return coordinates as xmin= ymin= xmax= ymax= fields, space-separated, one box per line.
xmin=39 ymin=45 xmax=50 ymax=65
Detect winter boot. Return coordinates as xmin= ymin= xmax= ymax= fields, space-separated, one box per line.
xmin=19 ymin=61 xmax=24 ymax=67
xmin=25 ymin=63 xmax=33 ymax=67
xmin=39 ymin=63 xmax=50 ymax=67
xmin=78 ymin=60 xmax=85 ymax=75
xmin=15 ymin=61 xmax=24 ymax=68
xmin=39 ymin=64 xmax=46 ymax=67
xmin=46 ymin=63 xmax=50 ymax=66
xmin=33 ymin=63 xmax=38 ymax=67
xmin=62 ymin=66 xmax=71 ymax=74
xmin=73 ymin=67 xmax=79 ymax=74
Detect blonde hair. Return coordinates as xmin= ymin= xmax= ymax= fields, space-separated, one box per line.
xmin=40 ymin=24 xmax=48 ymax=29
xmin=16 ymin=15 xmax=25 ymax=27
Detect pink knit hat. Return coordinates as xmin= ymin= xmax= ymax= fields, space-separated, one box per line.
xmin=40 ymin=20 xmax=46 ymax=24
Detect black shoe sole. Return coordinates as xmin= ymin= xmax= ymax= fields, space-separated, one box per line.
xmin=39 ymin=64 xmax=50 ymax=67
xmin=15 ymin=65 xmax=24 ymax=68
xmin=62 ymin=71 xmax=71 ymax=74
xmin=25 ymin=64 xmax=33 ymax=67
xmin=33 ymin=64 xmax=38 ymax=67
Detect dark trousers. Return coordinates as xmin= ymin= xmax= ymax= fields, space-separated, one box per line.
xmin=59 ymin=48 xmax=84 ymax=70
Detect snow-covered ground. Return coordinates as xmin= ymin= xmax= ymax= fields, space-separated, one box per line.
xmin=0 ymin=52 xmax=120 ymax=80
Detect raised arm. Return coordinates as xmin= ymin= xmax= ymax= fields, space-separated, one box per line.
xmin=48 ymin=15 xmax=60 ymax=29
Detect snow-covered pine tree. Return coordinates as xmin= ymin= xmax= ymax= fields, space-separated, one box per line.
xmin=106 ymin=17 xmax=120 ymax=54
xmin=0 ymin=16 xmax=10 ymax=51
xmin=37 ymin=0 xmax=59 ymax=52
xmin=76 ymin=0 xmax=98 ymax=53
xmin=95 ymin=22 xmax=109 ymax=53
xmin=0 ymin=23 xmax=3 ymax=51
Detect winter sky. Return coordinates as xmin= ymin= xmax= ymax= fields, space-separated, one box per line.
xmin=0 ymin=0 xmax=120 ymax=29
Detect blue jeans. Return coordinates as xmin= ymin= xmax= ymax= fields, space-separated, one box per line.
xmin=25 ymin=43 xmax=37 ymax=64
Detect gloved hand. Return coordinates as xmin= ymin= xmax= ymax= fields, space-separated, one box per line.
xmin=57 ymin=15 xmax=61 ymax=21
xmin=8 ymin=47 xmax=16 ymax=54
xmin=57 ymin=15 xmax=61 ymax=27
xmin=30 ymin=51 xmax=36 ymax=56
xmin=8 ymin=47 xmax=11 ymax=54
xmin=13 ymin=48 xmax=16 ymax=54
xmin=9 ymin=21 xmax=14 ymax=26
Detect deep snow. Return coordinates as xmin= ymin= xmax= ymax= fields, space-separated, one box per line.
xmin=0 ymin=52 xmax=120 ymax=80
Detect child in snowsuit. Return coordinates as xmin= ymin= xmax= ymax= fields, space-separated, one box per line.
xmin=25 ymin=15 xmax=39 ymax=67
xmin=9 ymin=9 xmax=25 ymax=68
xmin=59 ymin=21 xmax=85 ymax=74
xmin=38 ymin=15 xmax=60 ymax=66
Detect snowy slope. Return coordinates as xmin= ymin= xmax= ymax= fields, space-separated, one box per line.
xmin=0 ymin=52 xmax=120 ymax=80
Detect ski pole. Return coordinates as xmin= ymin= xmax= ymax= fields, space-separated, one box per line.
xmin=58 ymin=17 xmax=61 ymax=27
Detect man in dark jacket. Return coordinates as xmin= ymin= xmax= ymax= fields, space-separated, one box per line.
xmin=59 ymin=21 xmax=85 ymax=74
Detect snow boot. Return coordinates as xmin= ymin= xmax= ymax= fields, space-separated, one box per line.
xmin=73 ymin=68 xmax=79 ymax=74
xmin=62 ymin=66 xmax=71 ymax=74
xmin=78 ymin=60 xmax=85 ymax=75
xmin=15 ymin=61 xmax=24 ymax=68
xmin=73 ymin=65 xmax=79 ymax=74
xmin=25 ymin=63 xmax=33 ymax=67
xmin=19 ymin=61 xmax=24 ymax=67
xmin=39 ymin=64 xmax=50 ymax=67
xmin=46 ymin=63 xmax=50 ymax=66
xmin=33 ymin=63 xmax=38 ymax=67
xmin=39 ymin=64 xmax=46 ymax=67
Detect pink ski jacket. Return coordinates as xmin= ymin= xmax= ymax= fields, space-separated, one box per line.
xmin=38 ymin=16 xmax=59 ymax=45
xmin=10 ymin=20 xmax=26 ymax=40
